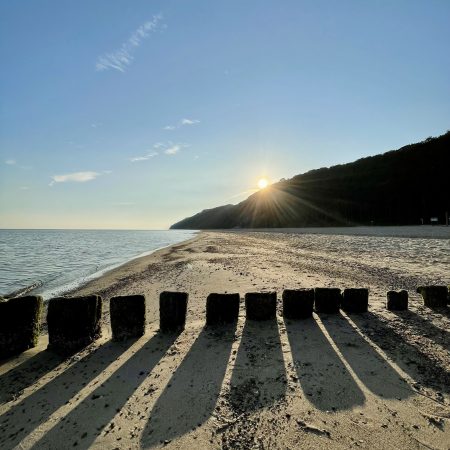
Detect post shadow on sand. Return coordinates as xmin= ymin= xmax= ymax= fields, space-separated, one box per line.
xmin=320 ymin=312 xmax=411 ymax=400
xmin=141 ymin=324 xmax=236 ymax=448
xmin=350 ymin=312 xmax=450 ymax=395
xmin=0 ymin=340 xmax=133 ymax=450
xmin=227 ymin=318 xmax=287 ymax=415
xmin=390 ymin=310 xmax=450 ymax=352
xmin=285 ymin=317 xmax=365 ymax=411
xmin=31 ymin=331 xmax=179 ymax=450
xmin=0 ymin=349 xmax=66 ymax=404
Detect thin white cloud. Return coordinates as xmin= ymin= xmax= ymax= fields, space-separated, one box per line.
xmin=130 ymin=142 xmax=188 ymax=161
xmin=163 ymin=141 xmax=190 ymax=155
xmin=49 ymin=171 xmax=101 ymax=187
xmin=164 ymin=118 xmax=200 ymax=130
xmin=130 ymin=151 xmax=158 ymax=162
xmin=165 ymin=145 xmax=181 ymax=155
xmin=4 ymin=159 xmax=32 ymax=170
xmin=96 ymin=15 xmax=163 ymax=72
xmin=180 ymin=118 xmax=200 ymax=126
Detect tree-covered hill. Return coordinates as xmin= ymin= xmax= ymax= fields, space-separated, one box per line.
xmin=171 ymin=132 xmax=450 ymax=229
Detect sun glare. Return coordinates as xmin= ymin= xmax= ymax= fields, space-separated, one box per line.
xmin=257 ymin=178 xmax=269 ymax=190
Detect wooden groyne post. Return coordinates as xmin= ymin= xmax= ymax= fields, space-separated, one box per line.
xmin=47 ymin=295 xmax=102 ymax=354
xmin=282 ymin=289 xmax=314 ymax=319
xmin=245 ymin=292 xmax=277 ymax=320
xmin=0 ymin=295 xmax=42 ymax=359
xmin=159 ymin=291 xmax=188 ymax=332
xmin=206 ymin=293 xmax=240 ymax=325
xmin=110 ymin=295 xmax=146 ymax=340
xmin=314 ymin=288 xmax=341 ymax=313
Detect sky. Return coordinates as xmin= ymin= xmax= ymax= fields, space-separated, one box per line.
xmin=1 ymin=0 xmax=449 ymax=229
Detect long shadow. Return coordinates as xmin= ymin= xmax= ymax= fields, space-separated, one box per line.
xmin=350 ymin=312 xmax=450 ymax=394
xmin=0 ymin=350 xmax=66 ymax=404
xmin=141 ymin=324 xmax=236 ymax=448
xmin=0 ymin=340 xmax=133 ymax=450
xmin=31 ymin=332 xmax=178 ymax=450
xmin=227 ymin=319 xmax=287 ymax=415
xmin=424 ymin=304 xmax=450 ymax=319
xmin=391 ymin=310 xmax=450 ymax=351
xmin=285 ymin=317 xmax=365 ymax=411
xmin=321 ymin=313 xmax=411 ymax=399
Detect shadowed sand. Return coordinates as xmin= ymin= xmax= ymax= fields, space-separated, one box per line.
xmin=0 ymin=230 xmax=449 ymax=449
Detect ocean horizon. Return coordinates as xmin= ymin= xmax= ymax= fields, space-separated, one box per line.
xmin=0 ymin=229 xmax=197 ymax=300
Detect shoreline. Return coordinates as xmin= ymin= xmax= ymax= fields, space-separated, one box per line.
xmin=1 ymin=230 xmax=449 ymax=449
xmin=67 ymin=233 xmax=201 ymax=300
xmin=42 ymin=232 xmax=200 ymax=300
xmin=1 ymin=230 xmax=199 ymax=301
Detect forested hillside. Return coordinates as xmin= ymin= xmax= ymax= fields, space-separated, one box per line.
xmin=171 ymin=132 xmax=450 ymax=229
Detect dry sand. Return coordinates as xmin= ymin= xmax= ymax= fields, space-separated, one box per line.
xmin=0 ymin=229 xmax=449 ymax=449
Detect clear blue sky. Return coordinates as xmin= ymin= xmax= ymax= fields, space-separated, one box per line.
xmin=1 ymin=0 xmax=449 ymax=229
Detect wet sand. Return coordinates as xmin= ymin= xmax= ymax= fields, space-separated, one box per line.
xmin=0 ymin=229 xmax=449 ymax=449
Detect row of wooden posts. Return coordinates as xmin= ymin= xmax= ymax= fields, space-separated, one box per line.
xmin=0 ymin=285 xmax=448 ymax=359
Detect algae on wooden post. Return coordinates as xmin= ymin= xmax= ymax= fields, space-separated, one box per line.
xmin=416 ymin=286 xmax=448 ymax=308
xmin=314 ymin=288 xmax=341 ymax=313
xmin=206 ymin=293 xmax=240 ymax=325
xmin=341 ymin=288 xmax=369 ymax=313
xmin=386 ymin=290 xmax=408 ymax=311
xmin=159 ymin=291 xmax=188 ymax=332
xmin=282 ymin=289 xmax=314 ymax=319
xmin=0 ymin=295 xmax=43 ymax=359
xmin=110 ymin=295 xmax=146 ymax=340
xmin=245 ymin=292 xmax=277 ymax=321
xmin=47 ymin=295 xmax=102 ymax=355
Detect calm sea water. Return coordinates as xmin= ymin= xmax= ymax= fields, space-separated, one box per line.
xmin=0 ymin=229 xmax=196 ymax=299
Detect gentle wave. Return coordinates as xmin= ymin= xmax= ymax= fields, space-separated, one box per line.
xmin=3 ymin=280 xmax=44 ymax=299
xmin=0 ymin=229 xmax=197 ymax=299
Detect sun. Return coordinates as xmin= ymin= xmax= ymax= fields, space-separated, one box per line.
xmin=257 ymin=178 xmax=269 ymax=189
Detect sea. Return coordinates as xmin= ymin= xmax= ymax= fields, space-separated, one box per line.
xmin=0 ymin=229 xmax=197 ymax=300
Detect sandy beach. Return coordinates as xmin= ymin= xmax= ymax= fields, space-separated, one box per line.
xmin=0 ymin=229 xmax=449 ymax=449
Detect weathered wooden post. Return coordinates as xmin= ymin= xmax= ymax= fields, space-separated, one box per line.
xmin=206 ymin=293 xmax=240 ymax=325
xmin=0 ymin=295 xmax=43 ymax=359
xmin=245 ymin=291 xmax=277 ymax=320
xmin=416 ymin=286 xmax=448 ymax=308
xmin=386 ymin=290 xmax=408 ymax=311
xmin=159 ymin=291 xmax=188 ymax=332
xmin=282 ymin=289 xmax=314 ymax=319
xmin=314 ymin=288 xmax=341 ymax=313
xmin=341 ymin=288 xmax=369 ymax=313
xmin=47 ymin=295 xmax=102 ymax=354
xmin=110 ymin=295 xmax=146 ymax=340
